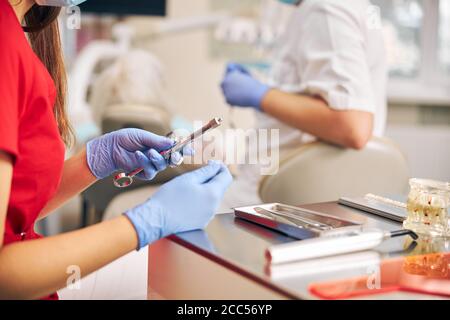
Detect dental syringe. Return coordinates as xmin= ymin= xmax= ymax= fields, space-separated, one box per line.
xmin=113 ymin=117 xmax=223 ymax=188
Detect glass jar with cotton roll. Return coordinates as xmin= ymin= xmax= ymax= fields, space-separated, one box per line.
xmin=403 ymin=179 xmax=450 ymax=237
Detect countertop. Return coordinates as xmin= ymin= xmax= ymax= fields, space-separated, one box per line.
xmin=168 ymin=201 xmax=450 ymax=299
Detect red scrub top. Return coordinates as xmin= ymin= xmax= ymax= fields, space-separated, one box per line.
xmin=0 ymin=1 xmax=65 ymax=299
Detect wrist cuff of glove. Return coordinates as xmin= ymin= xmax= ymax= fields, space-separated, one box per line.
xmin=253 ymin=84 xmax=271 ymax=111
xmin=124 ymin=203 xmax=165 ymax=250
xmin=86 ymin=140 xmax=104 ymax=179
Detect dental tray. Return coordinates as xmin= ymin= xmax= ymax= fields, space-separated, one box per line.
xmin=234 ymin=203 xmax=361 ymax=240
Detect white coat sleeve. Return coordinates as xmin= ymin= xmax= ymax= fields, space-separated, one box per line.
xmin=297 ymin=2 xmax=376 ymax=113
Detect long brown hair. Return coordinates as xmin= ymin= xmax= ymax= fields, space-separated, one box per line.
xmin=24 ymin=5 xmax=74 ymax=147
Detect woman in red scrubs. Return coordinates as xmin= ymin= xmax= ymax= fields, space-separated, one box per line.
xmin=0 ymin=0 xmax=232 ymax=299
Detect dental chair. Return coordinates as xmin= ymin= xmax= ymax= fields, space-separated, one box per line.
xmin=101 ymin=104 xmax=171 ymax=136
xmin=258 ymin=137 xmax=410 ymax=206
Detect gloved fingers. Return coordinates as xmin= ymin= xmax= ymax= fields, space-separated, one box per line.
xmin=147 ymin=149 xmax=169 ymax=172
xmin=225 ymin=63 xmax=237 ymax=74
xmin=221 ymin=70 xmax=239 ymax=87
xmin=220 ymin=72 xmax=238 ymax=104
xmin=169 ymin=152 xmax=184 ymax=167
xmin=222 ymin=70 xmax=253 ymax=88
xmin=128 ymin=129 xmax=175 ymax=151
xmin=134 ymin=150 xmax=158 ymax=180
xmin=182 ymin=144 xmax=195 ymax=156
xmin=114 ymin=149 xmax=141 ymax=172
xmin=205 ymin=163 xmax=233 ymax=192
xmin=167 ymin=144 xmax=195 ymax=167
xmin=220 ymin=79 xmax=227 ymax=95
xmin=226 ymin=62 xmax=250 ymax=75
xmin=180 ymin=160 xmax=223 ymax=184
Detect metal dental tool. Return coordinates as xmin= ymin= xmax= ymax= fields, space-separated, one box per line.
xmin=254 ymin=207 xmax=332 ymax=231
xmin=266 ymin=228 xmax=418 ymax=264
xmin=113 ymin=117 xmax=223 ymax=188
xmin=235 ymin=203 xmax=361 ymax=240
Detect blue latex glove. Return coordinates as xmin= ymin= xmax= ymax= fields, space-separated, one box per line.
xmin=220 ymin=63 xmax=270 ymax=110
xmin=225 ymin=62 xmax=251 ymax=75
xmin=125 ymin=161 xmax=233 ymax=249
xmin=35 ymin=0 xmax=88 ymax=7
xmin=86 ymin=128 xmax=185 ymax=180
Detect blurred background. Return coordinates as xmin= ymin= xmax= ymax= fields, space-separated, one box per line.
xmin=42 ymin=0 xmax=450 ymax=234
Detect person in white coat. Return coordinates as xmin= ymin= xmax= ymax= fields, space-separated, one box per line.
xmin=220 ymin=0 xmax=388 ymax=208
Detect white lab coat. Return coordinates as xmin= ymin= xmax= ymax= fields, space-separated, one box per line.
xmin=219 ymin=0 xmax=388 ymax=211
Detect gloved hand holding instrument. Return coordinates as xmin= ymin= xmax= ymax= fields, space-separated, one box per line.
xmin=86 ymin=118 xmax=223 ymax=186
xmin=85 ymin=120 xmax=231 ymax=250
xmin=112 ymin=117 xmax=223 ymax=188
xmin=125 ymin=160 xmax=233 ymax=249
xmin=86 ymin=128 xmax=188 ymax=182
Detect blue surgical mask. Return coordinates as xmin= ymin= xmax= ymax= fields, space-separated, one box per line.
xmin=35 ymin=0 xmax=87 ymax=6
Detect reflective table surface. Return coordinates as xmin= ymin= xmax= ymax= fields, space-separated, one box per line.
xmin=170 ymin=202 xmax=450 ymax=299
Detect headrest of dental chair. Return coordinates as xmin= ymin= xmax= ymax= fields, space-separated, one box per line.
xmin=101 ymin=104 xmax=172 ymax=135
xmin=258 ymin=137 xmax=410 ymax=205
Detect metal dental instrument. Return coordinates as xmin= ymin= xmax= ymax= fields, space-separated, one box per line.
xmin=235 ymin=203 xmax=361 ymax=240
xmin=254 ymin=207 xmax=331 ymax=231
xmin=113 ymin=117 xmax=223 ymax=188
xmin=266 ymin=229 xmax=418 ymax=264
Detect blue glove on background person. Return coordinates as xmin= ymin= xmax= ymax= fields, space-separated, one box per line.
xmin=225 ymin=62 xmax=251 ymax=75
xmin=125 ymin=161 xmax=233 ymax=249
xmin=86 ymin=128 xmax=185 ymax=180
xmin=221 ymin=62 xmax=270 ymax=111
